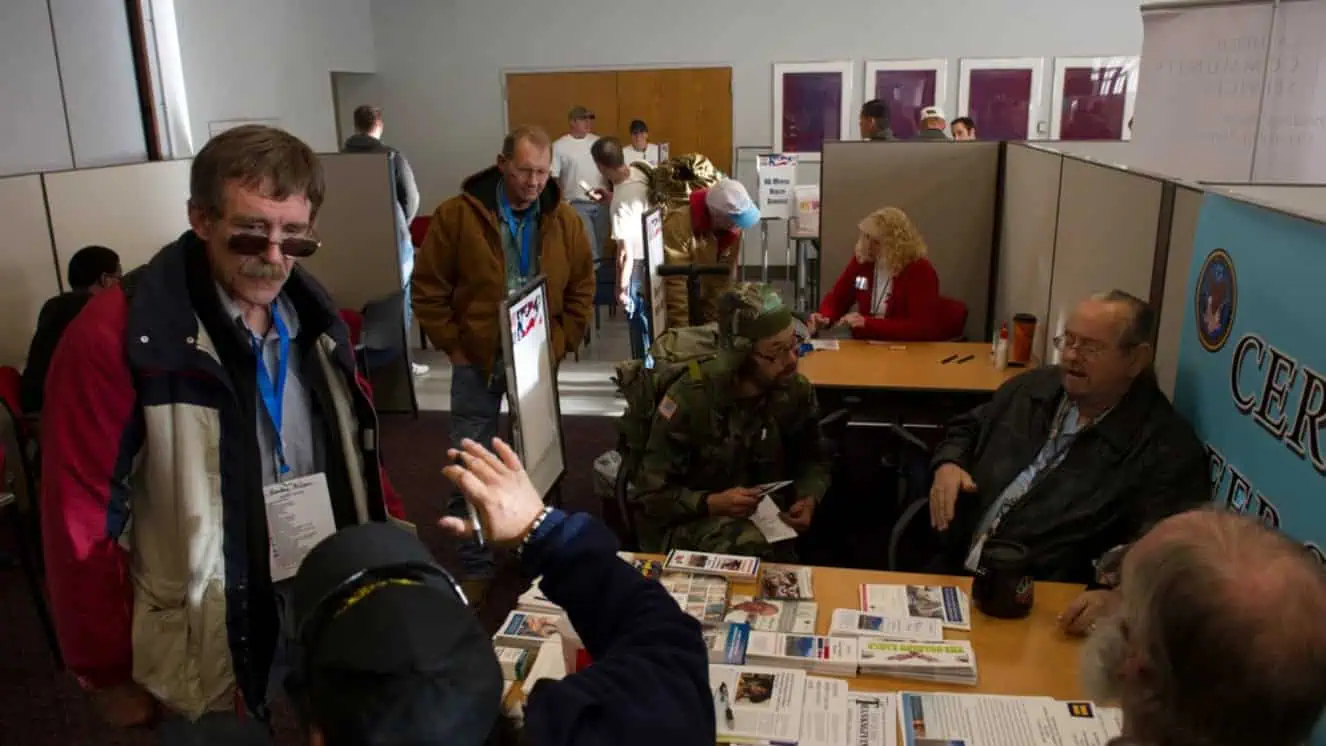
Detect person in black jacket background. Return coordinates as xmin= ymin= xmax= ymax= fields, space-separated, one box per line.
xmin=926 ymin=290 xmax=1210 ymax=616
xmin=290 ymin=436 xmax=713 ymax=746
xmin=20 ymin=245 xmax=121 ymax=414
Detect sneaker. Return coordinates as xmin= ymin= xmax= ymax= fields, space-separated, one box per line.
xmin=411 ymin=362 xmax=430 ymax=376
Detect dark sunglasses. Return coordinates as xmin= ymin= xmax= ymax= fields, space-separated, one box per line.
xmin=227 ymin=232 xmax=321 ymax=259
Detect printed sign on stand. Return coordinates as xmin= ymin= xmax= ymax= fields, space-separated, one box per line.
xmin=756 ymin=154 xmax=798 ymax=219
xmin=643 ymin=207 xmax=668 ymax=338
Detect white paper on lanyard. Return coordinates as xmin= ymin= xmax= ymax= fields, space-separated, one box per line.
xmin=265 ymin=473 xmax=337 ymax=582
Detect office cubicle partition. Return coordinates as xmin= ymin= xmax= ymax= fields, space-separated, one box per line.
xmin=995 ymin=144 xmax=1063 ymax=358
xmin=819 ymin=141 xmax=1000 ymax=339
xmin=1154 ymin=184 xmax=1204 ymax=396
xmin=0 ymin=175 xmax=63 ymax=366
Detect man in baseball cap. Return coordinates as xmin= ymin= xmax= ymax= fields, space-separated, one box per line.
xmin=916 ymin=106 xmax=950 ymax=140
xmin=659 ymin=178 xmax=762 ymax=326
xmin=290 ymin=437 xmax=713 ymax=746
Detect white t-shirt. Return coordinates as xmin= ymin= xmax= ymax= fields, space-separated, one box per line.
xmin=871 ymin=264 xmax=893 ymax=316
xmin=551 ymin=134 xmax=604 ymax=202
xmin=622 ymin=143 xmax=661 ymax=166
xmin=610 ymin=165 xmax=652 ymax=258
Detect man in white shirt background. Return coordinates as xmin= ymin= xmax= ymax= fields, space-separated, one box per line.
xmin=623 ymin=120 xmax=662 ymax=166
xmin=592 ymin=136 xmax=653 ymax=359
xmin=552 ymin=106 xmax=609 ymax=263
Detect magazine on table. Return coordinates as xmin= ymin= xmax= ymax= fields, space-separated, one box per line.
xmin=848 ymin=692 xmax=898 ymax=746
xmin=705 ymin=622 xmax=752 ymax=664
xmin=897 ymin=692 xmax=1122 ymax=746
xmin=829 ymin=609 xmax=944 ymax=642
xmin=660 ymin=571 xmax=730 ymax=626
xmin=710 ymin=664 xmax=807 ymax=745
xmin=761 ymin=564 xmax=815 ymax=600
xmin=747 ymin=631 xmax=859 ymax=677
xmin=725 ymin=595 xmax=818 ymax=634
xmin=494 ymin=610 xmax=564 ymax=650
xmin=860 ymin=584 xmax=971 ymax=631
xmin=858 ymin=640 xmax=978 ymax=685
xmin=667 ymin=549 xmax=761 ymax=580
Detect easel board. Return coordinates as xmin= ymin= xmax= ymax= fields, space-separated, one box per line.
xmin=643 ymin=206 xmax=668 ymax=338
xmin=498 ymin=276 xmax=567 ymax=500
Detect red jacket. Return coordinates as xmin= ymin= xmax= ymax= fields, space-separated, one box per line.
xmin=819 ymin=256 xmax=960 ymax=341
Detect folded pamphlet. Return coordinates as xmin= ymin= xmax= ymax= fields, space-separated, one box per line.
xmin=860 ymin=583 xmax=971 ymax=631
xmin=747 ymin=631 xmax=859 ymax=677
xmin=828 ymin=609 xmax=944 ymax=642
xmin=725 ymin=595 xmax=818 ymax=634
xmin=660 ymin=571 xmax=730 ymax=626
xmin=666 ymin=549 xmax=761 ymax=580
xmin=710 ymin=664 xmax=807 ymax=745
xmin=897 ymin=692 xmax=1122 ymax=746
xmin=705 ymin=622 xmax=751 ymax=665
xmin=761 ymin=564 xmax=815 ymax=600
xmin=799 ymin=676 xmax=850 ymax=746
xmin=494 ymin=610 xmax=564 ymax=650
xmin=751 ymin=497 xmax=800 ymax=543
xmin=495 ymin=645 xmax=533 ymax=681
xmin=847 ymin=692 xmax=897 ymax=746
xmin=858 ymin=640 xmax=977 ymax=686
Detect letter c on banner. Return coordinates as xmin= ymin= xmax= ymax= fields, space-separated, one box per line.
xmin=1230 ymin=334 xmax=1263 ymax=414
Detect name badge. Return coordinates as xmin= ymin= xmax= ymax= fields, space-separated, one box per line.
xmin=264 ymin=473 xmax=337 ymax=582
xmin=854 ymin=275 xmax=868 ymax=291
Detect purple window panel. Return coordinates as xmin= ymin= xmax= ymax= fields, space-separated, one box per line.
xmin=1059 ymin=66 xmax=1127 ymax=140
xmin=782 ymin=72 xmax=843 ymax=153
xmin=874 ymin=70 xmax=937 ymax=140
xmin=967 ymin=68 xmax=1034 ymax=140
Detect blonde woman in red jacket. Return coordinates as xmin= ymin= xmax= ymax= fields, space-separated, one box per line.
xmin=809 ymin=206 xmax=965 ymax=341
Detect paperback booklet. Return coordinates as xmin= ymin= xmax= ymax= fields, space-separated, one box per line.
xmin=666 ymin=549 xmax=761 ymax=580
xmin=799 ymin=676 xmax=849 ymax=746
xmin=860 ymin=583 xmax=972 ymax=631
xmin=897 ymin=692 xmax=1122 ymax=746
xmin=494 ymin=645 xmax=533 ymax=680
xmin=847 ymin=692 xmax=898 ymax=746
xmin=747 ymin=631 xmax=859 ymax=677
xmin=761 ymin=564 xmax=815 ymax=600
xmin=829 ymin=609 xmax=944 ymax=642
xmin=710 ymin=664 xmax=807 ymax=745
xmin=705 ymin=622 xmax=752 ymax=664
xmin=660 ymin=571 xmax=730 ymax=626
xmin=494 ymin=610 xmax=564 ymax=650
xmin=858 ymin=640 xmax=978 ymax=686
xmin=726 ymin=595 xmax=818 ymax=634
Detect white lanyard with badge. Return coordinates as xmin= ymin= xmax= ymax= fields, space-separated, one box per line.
xmin=964 ymin=397 xmax=1096 ymax=572
xmin=854 ymin=273 xmax=892 ymax=315
xmin=254 ymin=306 xmax=338 ymax=583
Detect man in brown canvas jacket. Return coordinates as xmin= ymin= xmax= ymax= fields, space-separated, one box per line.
xmin=412 ymin=125 xmax=594 ymax=601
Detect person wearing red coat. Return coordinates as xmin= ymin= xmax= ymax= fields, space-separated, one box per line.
xmin=810 ymin=206 xmax=964 ymax=341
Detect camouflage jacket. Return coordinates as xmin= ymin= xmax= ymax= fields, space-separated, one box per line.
xmin=631 ymin=358 xmax=832 ymax=556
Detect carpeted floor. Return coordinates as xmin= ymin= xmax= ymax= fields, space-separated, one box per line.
xmin=0 ymin=412 xmax=619 ymax=746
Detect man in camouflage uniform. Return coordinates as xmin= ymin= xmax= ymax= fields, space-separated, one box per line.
xmin=660 ymin=179 xmax=761 ymax=327
xmin=631 ymin=283 xmax=831 ymax=558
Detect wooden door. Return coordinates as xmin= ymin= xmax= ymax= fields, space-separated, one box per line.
xmin=504 ymin=71 xmax=620 ymax=142
xmin=616 ymin=68 xmax=733 ymax=173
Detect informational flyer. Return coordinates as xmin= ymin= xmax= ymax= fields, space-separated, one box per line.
xmin=756 ymin=153 xmax=798 ymax=219
xmin=897 ymin=693 xmax=1120 ymax=746
xmin=848 ymin=692 xmax=898 ymax=746
xmin=710 ymin=664 xmax=807 ymax=744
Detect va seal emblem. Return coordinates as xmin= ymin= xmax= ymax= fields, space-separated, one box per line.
xmin=1195 ymin=249 xmax=1236 ymax=352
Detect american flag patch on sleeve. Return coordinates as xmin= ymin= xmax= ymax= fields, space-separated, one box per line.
xmin=657 ymin=396 xmax=678 ymax=420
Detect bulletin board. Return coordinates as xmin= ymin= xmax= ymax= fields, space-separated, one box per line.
xmin=499 ymin=276 xmax=567 ymax=500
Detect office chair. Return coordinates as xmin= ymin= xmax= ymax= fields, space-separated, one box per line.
xmin=357 ymin=291 xmax=420 ymax=419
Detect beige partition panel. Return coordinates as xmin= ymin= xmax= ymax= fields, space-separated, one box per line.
xmin=1046 ymin=157 xmax=1165 ymax=362
xmin=44 ymin=160 xmax=192 ymax=273
xmin=996 ymin=144 xmax=1063 ymax=358
xmin=0 ymin=175 xmax=63 ymax=365
xmin=820 ymin=141 xmax=999 ymax=338
xmin=1204 ymin=184 xmax=1326 ymax=225
xmin=1155 ymin=184 xmax=1204 ymax=398
xmin=301 ymin=152 xmax=401 ymax=312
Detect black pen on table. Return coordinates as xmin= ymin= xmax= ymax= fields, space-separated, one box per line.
xmin=956 ymin=354 xmax=975 ymax=364
xmin=940 ymin=354 xmax=958 ymax=364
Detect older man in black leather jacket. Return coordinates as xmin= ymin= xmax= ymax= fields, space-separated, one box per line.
xmin=927 ymin=291 xmax=1210 ymax=619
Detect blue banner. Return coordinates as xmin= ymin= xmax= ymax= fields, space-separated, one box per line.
xmin=1173 ymin=194 xmax=1326 ymax=565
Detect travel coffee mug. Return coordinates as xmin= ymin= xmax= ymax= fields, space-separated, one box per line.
xmin=1010 ymin=314 xmax=1038 ymax=367
xmin=971 ymin=539 xmax=1035 ymax=619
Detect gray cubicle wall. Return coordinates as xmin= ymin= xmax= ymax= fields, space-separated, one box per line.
xmin=1155 ymin=184 xmax=1204 ymax=397
xmin=995 ymin=144 xmax=1063 ymax=358
xmin=0 ymin=174 xmax=63 ymax=365
xmin=819 ymin=140 xmax=1000 ymax=339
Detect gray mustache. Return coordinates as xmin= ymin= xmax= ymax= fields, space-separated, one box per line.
xmin=239 ymin=262 xmax=287 ymax=280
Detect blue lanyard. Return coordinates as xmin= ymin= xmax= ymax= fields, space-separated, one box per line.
xmin=252 ymin=304 xmax=291 ymax=478
xmin=497 ymin=186 xmax=537 ymax=276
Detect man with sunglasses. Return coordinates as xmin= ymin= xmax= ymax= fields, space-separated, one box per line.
xmin=925 ymin=291 xmax=1209 ymax=615
xmin=631 ymin=283 xmax=831 ymax=559
xmin=41 ymin=125 xmax=409 ymax=745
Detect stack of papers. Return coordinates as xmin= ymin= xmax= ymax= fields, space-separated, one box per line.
xmin=847 ymin=692 xmax=897 ymax=746
xmin=704 ymin=622 xmax=751 ymax=665
xmin=710 ymin=664 xmax=807 ymax=745
xmin=747 ymin=631 xmax=859 ymax=677
xmin=828 ymin=609 xmax=944 ymax=642
xmin=799 ymin=676 xmax=850 ymax=746
xmin=897 ymin=692 xmax=1123 ymax=746
xmin=660 ymin=571 xmax=730 ymax=626
xmin=667 ymin=549 xmax=761 ymax=580
xmin=725 ymin=595 xmax=818 ymax=634
xmin=858 ymin=640 xmax=978 ymax=685
xmin=761 ymin=564 xmax=815 ymax=600
xmin=495 ymin=645 xmax=533 ymax=680
xmin=494 ymin=610 xmax=564 ymax=650
xmin=521 ymin=639 xmax=567 ymax=697
xmin=860 ymin=583 xmax=972 ymax=631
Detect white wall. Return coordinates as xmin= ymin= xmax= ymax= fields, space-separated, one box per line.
xmin=370 ymin=0 xmax=1146 ymax=208
xmin=172 ymin=0 xmax=377 ymax=154
xmin=0 ymin=0 xmax=145 ymax=176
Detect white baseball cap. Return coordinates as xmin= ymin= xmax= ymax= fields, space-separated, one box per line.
xmin=920 ymin=106 xmax=947 ymax=121
xmin=705 ymin=179 xmax=761 ymax=230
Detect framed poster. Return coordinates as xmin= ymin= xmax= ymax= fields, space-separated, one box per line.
xmin=1051 ymin=57 xmax=1139 ymax=140
xmin=642 ymin=206 xmax=668 ymax=339
xmin=773 ymin=61 xmax=854 ymax=160
xmin=498 ymin=276 xmax=566 ymax=501
xmin=958 ymin=58 xmax=1046 ymax=141
xmin=864 ymin=59 xmax=949 ymax=140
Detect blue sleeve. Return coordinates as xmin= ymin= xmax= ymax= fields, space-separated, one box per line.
xmin=519 ymin=511 xmax=714 ymax=746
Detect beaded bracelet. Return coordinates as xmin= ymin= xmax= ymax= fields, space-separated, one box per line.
xmin=515 ymin=506 xmax=554 ymax=558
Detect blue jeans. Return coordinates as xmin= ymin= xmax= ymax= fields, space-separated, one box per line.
xmin=626 ymin=278 xmax=653 ymax=363
xmin=571 ymin=200 xmax=609 ymax=262
xmin=448 ymin=364 xmax=503 ymax=579
xmin=400 ymin=237 xmax=415 ymax=332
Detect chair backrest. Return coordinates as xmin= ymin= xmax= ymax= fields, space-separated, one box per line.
xmin=612 ymin=456 xmax=640 ymax=552
xmin=339 ymin=309 xmax=364 ymax=348
xmin=360 ymin=291 xmax=407 ymax=354
xmin=410 ymin=217 xmax=430 ymax=248
xmin=938 ymin=297 xmax=969 ymax=341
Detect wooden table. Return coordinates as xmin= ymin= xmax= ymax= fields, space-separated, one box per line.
xmin=800 ymin=341 xmax=1025 ymax=393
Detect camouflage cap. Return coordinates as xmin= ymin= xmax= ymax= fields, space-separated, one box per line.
xmin=717 ymin=283 xmax=795 ymax=356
